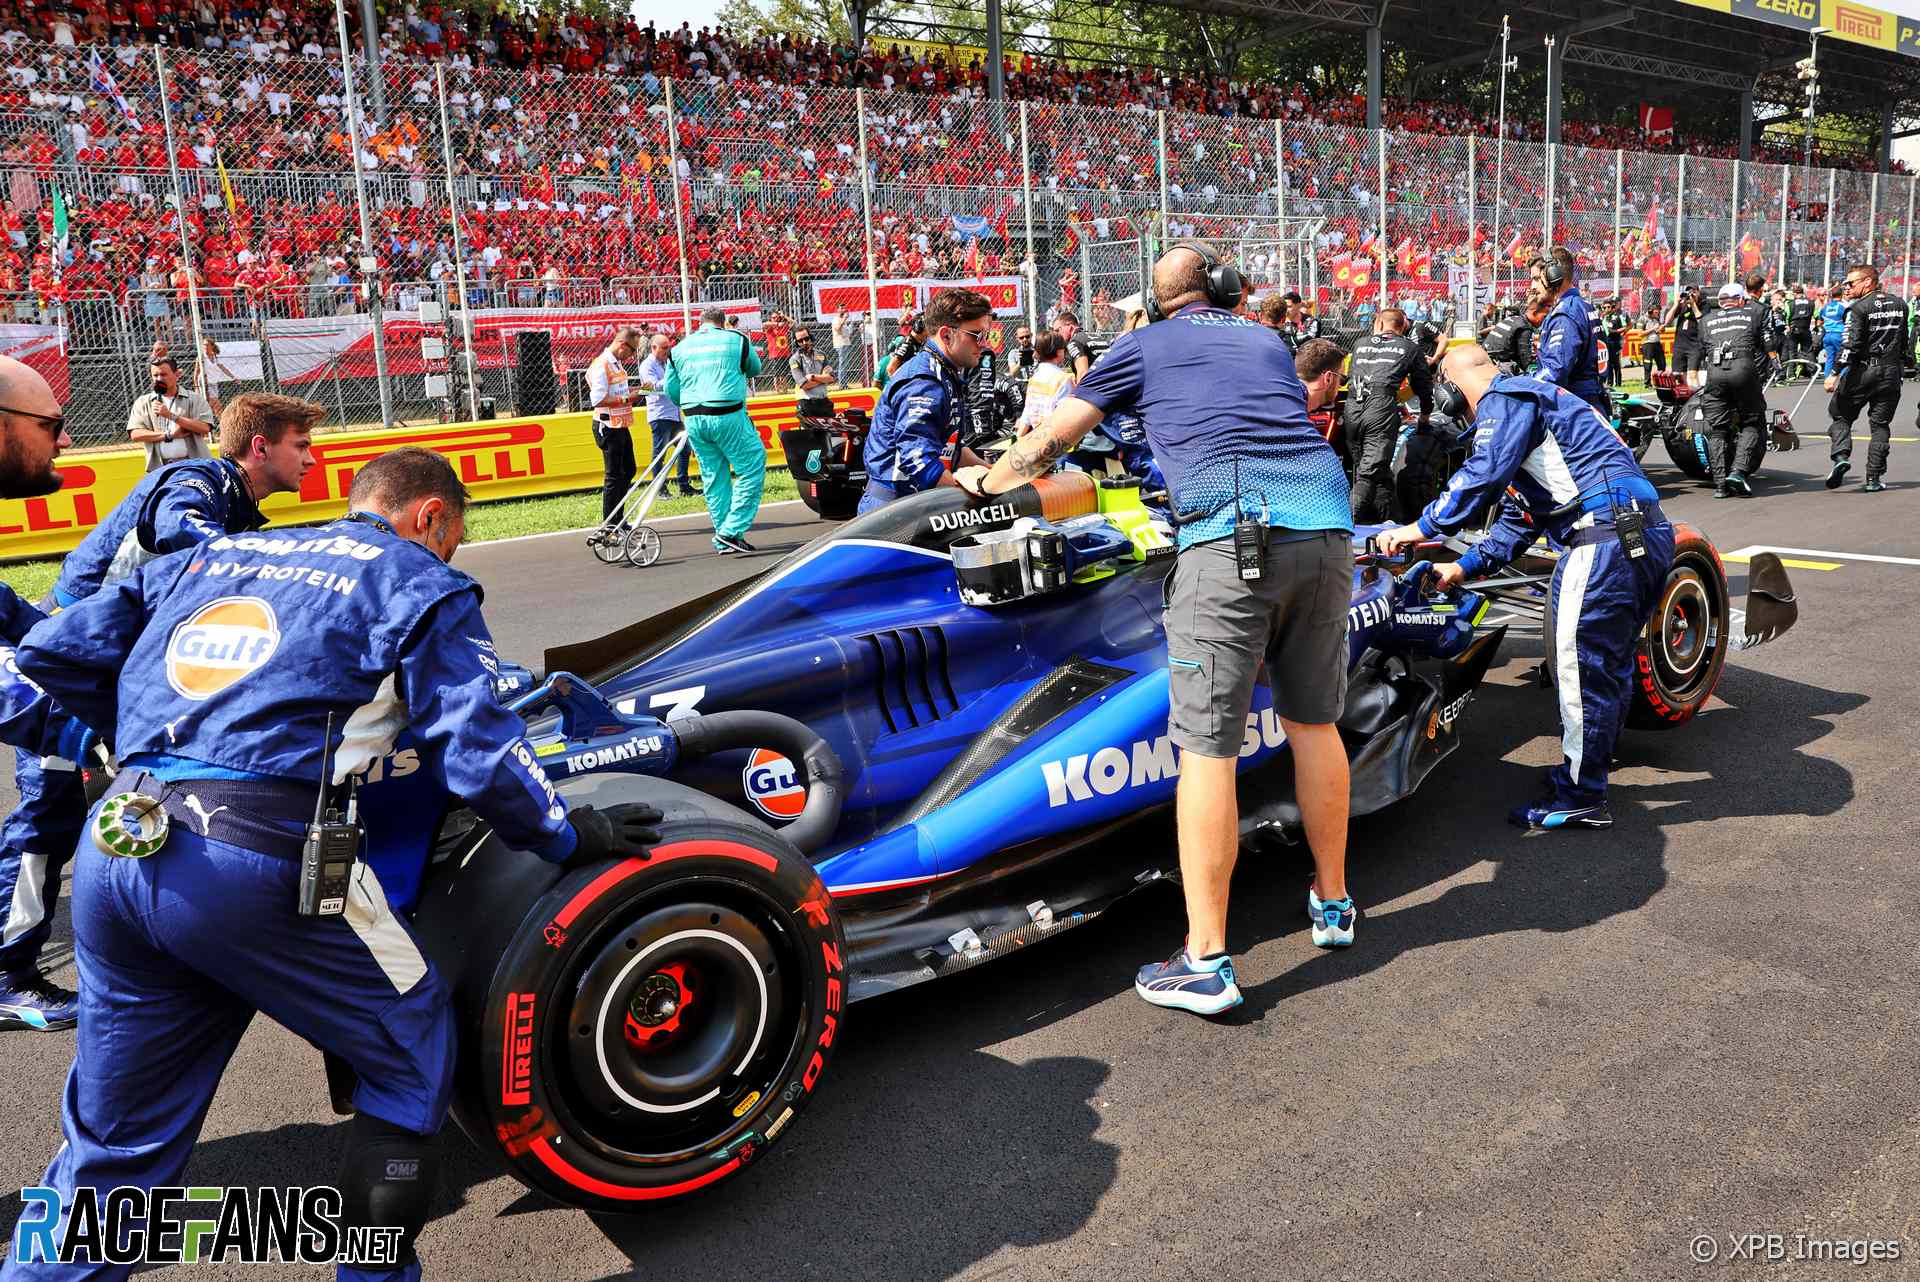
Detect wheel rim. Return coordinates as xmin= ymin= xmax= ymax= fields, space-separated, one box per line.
xmin=1650 ymin=565 xmax=1717 ymax=698
xmin=590 ymin=529 xmax=627 ymax=564
xmin=549 ymin=892 xmax=799 ymax=1166
xmin=624 ymin=526 xmax=661 ymax=566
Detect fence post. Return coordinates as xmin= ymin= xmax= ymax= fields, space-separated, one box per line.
xmin=332 ymin=0 xmax=393 ymax=427
xmin=857 ymin=88 xmax=881 ymax=376
xmin=1904 ymin=176 xmax=1915 ymax=297
xmin=664 ymin=79 xmax=693 ymax=335
xmin=1541 ymin=141 xmax=1554 ymax=256
xmin=1777 ymin=167 xmax=1789 ymax=288
xmin=1673 ymin=154 xmax=1686 ymax=308
xmin=1157 ymin=110 xmax=1170 ymax=233
xmin=1867 ymin=172 xmax=1879 ymax=266
xmin=1020 ymin=101 xmax=1037 ymax=336
xmin=1377 ymin=129 xmax=1388 ymax=310
xmin=152 ymin=47 xmax=206 ymax=367
xmin=434 ymin=63 xmax=480 ymax=420
xmin=1466 ymin=135 xmax=1477 ymax=327
xmin=1274 ymin=118 xmax=1287 ymax=286
xmin=1612 ymin=149 xmax=1623 ymax=299
xmin=1726 ymin=159 xmax=1740 ymax=283
xmin=1822 ymin=169 xmax=1836 ymax=287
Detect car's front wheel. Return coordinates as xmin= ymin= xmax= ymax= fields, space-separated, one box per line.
xmin=417 ymin=780 xmax=844 ymax=1211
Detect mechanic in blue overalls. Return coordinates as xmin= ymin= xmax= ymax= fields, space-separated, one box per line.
xmin=1378 ymin=342 xmax=1674 ymax=832
xmin=857 ymin=289 xmax=994 ymax=514
xmin=1819 ymin=283 xmax=1850 ymax=375
xmin=1531 ymin=247 xmax=1609 ymax=415
xmin=2 ymin=447 xmax=662 ymax=1282
xmin=0 ymin=392 xmax=317 ymax=1033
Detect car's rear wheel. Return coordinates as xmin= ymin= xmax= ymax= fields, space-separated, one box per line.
xmin=1660 ymin=405 xmax=1713 ymax=481
xmin=419 ymin=786 xmax=844 ymax=1212
xmin=1627 ymin=523 xmax=1729 ymax=730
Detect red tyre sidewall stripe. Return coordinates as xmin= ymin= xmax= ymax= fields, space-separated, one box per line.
xmin=529 ymin=1136 xmax=740 ymax=1200
xmin=554 ymin=840 xmax=781 ymax=929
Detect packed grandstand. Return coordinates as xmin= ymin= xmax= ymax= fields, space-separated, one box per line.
xmin=2 ymin=2 xmax=1915 ymax=437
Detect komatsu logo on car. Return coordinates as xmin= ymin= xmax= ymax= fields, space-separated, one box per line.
xmin=1042 ymin=712 xmax=1289 ymax=807
xmin=1042 ymin=734 xmax=1182 ymax=807
xmin=564 ymin=736 xmax=664 ymax=772
xmin=929 ymin=502 xmax=1017 ymax=533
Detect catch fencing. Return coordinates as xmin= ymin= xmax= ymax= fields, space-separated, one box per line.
xmin=5 ymin=39 xmax=1914 ymax=443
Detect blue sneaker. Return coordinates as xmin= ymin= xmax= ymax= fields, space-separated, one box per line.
xmin=1305 ymin=885 xmax=1358 ymax=947
xmin=1508 ymin=801 xmax=1613 ymax=831
xmin=1134 ymin=946 xmax=1242 ymax=1016
xmin=0 ymin=969 xmax=78 ymax=1031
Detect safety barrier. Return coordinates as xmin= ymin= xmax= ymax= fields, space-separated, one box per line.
xmin=0 ymin=387 xmax=879 ymax=562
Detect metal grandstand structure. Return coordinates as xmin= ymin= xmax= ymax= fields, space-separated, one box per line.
xmin=865 ymin=0 xmax=1920 ymax=165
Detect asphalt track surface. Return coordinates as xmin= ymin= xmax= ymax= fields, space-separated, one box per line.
xmin=6 ymin=380 xmax=1920 ymax=1281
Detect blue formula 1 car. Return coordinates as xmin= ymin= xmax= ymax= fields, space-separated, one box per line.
xmin=411 ymin=471 xmax=1798 ymax=1211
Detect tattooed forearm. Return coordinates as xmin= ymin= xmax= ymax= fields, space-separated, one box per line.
xmin=1007 ymin=431 xmax=1071 ymax=478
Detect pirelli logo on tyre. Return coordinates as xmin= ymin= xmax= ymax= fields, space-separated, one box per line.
xmin=501 ymin=992 xmax=536 ymax=1107
xmin=165 ymin=596 xmax=280 ymax=700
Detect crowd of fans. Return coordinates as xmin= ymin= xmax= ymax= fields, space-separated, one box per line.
xmin=0 ymin=3 xmax=1908 ymax=335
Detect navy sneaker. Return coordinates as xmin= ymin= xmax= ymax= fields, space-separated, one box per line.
xmin=1508 ymin=801 xmax=1613 ymax=831
xmin=1305 ymin=883 xmax=1358 ymax=948
xmin=715 ymin=533 xmax=757 ymax=554
xmin=1134 ymin=946 xmax=1242 ymax=1016
xmin=713 ymin=536 xmax=735 ymax=555
xmin=1826 ymin=459 xmax=1852 ymax=489
xmin=0 ymin=970 xmax=78 ymax=1031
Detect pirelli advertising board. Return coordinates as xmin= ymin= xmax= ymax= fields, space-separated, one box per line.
xmin=0 ymin=387 xmax=879 ymax=561
xmin=1679 ymin=0 xmax=1920 ymax=57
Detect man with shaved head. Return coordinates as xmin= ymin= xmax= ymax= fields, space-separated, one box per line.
xmin=1377 ymin=342 xmax=1673 ymax=832
xmin=954 ymin=242 xmax=1357 ymax=1016
xmin=0 ymin=354 xmax=72 ymax=500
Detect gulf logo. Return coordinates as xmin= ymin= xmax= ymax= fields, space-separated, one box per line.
xmin=742 ymin=748 xmax=805 ymax=822
xmin=166 ymin=596 xmax=281 ymax=700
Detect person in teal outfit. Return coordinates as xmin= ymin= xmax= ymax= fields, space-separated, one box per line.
xmin=666 ymin=307 xmax=767 ymax=554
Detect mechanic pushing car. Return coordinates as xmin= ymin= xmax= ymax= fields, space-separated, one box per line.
xmin=1823 ymin=262 xmax=1910 ymax=494
xmin=1531 ymin=247 xmax=1608 ymax=415
xmin=954 ymin=242 xmax=1357 ymax=1017
xmin=0 ymin=448 xmax=663 ymax=1282
xmin=667 ymin=306 xmax=767 ymax=554
xmin=1690 ymin=280 xmax=1770 ymax=498
xmin=857 ymin=288 xmax=994 ymax=515
xmin=1345 ymin=307 xmax=1434 ymax=523
xmin=1377 ymin=343 xmax=1674 ymax=832
xmin=0 ymin=392 xmax=318 ymax=1034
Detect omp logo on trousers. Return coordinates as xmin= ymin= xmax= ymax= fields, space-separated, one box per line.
xmin=166 ymin=596 xmax=281 ymax=699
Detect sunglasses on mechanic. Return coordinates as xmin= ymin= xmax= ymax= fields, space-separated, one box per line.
xmin=0 ymin=406 xmax=66 ymax=438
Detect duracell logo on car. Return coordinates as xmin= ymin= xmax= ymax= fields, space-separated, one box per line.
xmin=929 ymin=502 xmax=1018 ymax=534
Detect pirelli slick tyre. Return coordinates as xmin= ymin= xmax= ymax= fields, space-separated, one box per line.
xmin=417 ymin=778 xmax=844 ymax=1212
xmin=1626 ymin=523 xmax=1729 ymax=731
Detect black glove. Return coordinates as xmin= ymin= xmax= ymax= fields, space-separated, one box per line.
xmin=566 ymin=802 xmax=665 ymax=867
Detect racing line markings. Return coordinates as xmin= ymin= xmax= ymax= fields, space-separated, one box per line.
xmin=1722 ymin=546 xmax=1920 ymax=572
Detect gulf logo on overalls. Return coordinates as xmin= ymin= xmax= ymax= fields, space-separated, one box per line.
xmin=742 ymin=748 xmax=804 ymax=822
xmin=166 ymin=596 xmax=281 ymax=700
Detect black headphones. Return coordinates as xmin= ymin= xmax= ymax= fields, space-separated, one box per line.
xmin=1146 ymin=243 xmax=1247 ymax=322
xmin=1537 ymin=252 xmax=1569 ymax=291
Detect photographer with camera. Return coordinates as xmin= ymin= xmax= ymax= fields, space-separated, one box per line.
xmin=127 ymin=356 xmax=214 ymax=472
xmin=1665 ymin=286 xmax=1705 ymax=377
